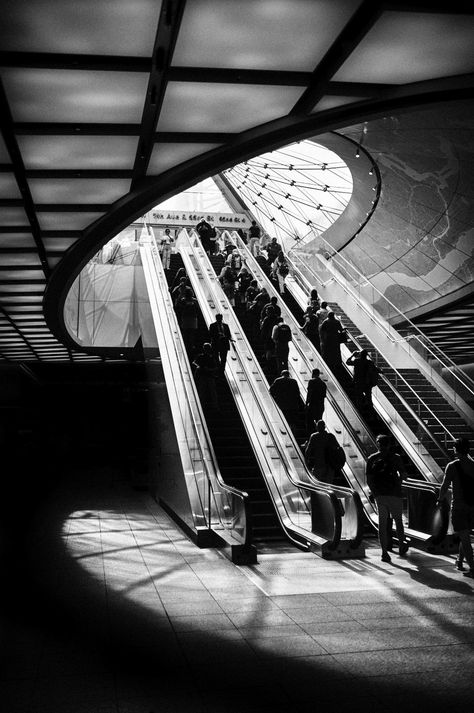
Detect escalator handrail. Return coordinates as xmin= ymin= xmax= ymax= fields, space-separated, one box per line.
xmin=141 ymin=237 xmax=252 ymax=544
xmin=181 ymin=232 xmax=346 ymax=550
xmin=288 ymin=237 xmax=474 ymax=402
xmin=287 ymin=250 xmax=456 ymax=459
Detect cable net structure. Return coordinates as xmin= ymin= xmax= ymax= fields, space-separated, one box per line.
xmin=223 ymin=140 xmax=352 ymax=252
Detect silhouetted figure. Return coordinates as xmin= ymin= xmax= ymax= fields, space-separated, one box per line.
xmin=270 ymin=370 xmax=300 ymax=430
xmin=300 ymin=309 xmax=320 ymax=350
xmin=193 ymin=343 xmax=219 ymax=409
xmin=248 ymin=220 xmax=261 ymax=256
xmin=261 ymin=296 xmax=281 ymax=322
xmin=219 ymin=264 xmax=237 ymax=305
xmin=319 ymin=311 xmax=344 ymax=371
xmin=266 ymin=237 xmax=281 ymax=266
xmin=346 ymin=349 xmax=380 ymax=412
xmin=176 ymin=287 xmax=199 ymax=354
xmin=305 ymin=368 xmax=327 ymax=436
xmin=209 ymin=313 xmax=234 ymax=370
xmin=160 ymin=228 xmax=174 ymax=269
xmin=437 ymin=437 xmax=474 ymax=578
xmin=304 ymin=420 xmax=339 ymax=484
xmin=271 ymin=251 xmax=289 ymax=294
xmin=366 ymin=434 xmax=409 ymax=563
xmin=272 ymin=318 xmax=292 ymax=373
xmin=195 ymin=218 xmax=213 ymax=253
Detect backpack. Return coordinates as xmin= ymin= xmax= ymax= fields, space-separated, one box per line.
xmin=325 ymin=442 xmax=346 ymax=470
xmin=275 ymin=323 xmax=291 ymax=344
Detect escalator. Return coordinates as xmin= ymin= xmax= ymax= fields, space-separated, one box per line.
xmin=167 ymin=253 xmax=285 ymax=546
xmin=216 ymin=231 xmax=452 ymax=553
xmin=177 ymin=231 xmax=365 ymax=559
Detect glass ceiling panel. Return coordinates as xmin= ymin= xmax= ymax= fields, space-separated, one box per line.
xmin=0 ymin=234 xmax=35 ymax=249
xmin=312 ymin=96 xmax=367 ymax=113
xmin=173 ymin=0 xmax=362 ymax=71
xmin=29 ymin=179 xmax=131 ymax=204
xmin=156 ymin=178 xmax=233 ymax=213
xmin=18 ymin=136 xmax=139 ymax=170
xmin=1 ymin=69 xmax=149 ymax=123
xmin=147 ymin=143 xmax=220 ymax=176
xmin=38 ymin=213 xmax=107 ymax=231
xmin=42 ymin=237 xmax=79 ymax=251
xmin=334 ymin=11 xmax=474 ymax=84
xmin=0 ymin=254 xmax=41 ymax=267
xmin=0 ymin=0 xmax=160 ymax=56
xmin=224 ymin=139 xmax=352 ymax=252
xmin=158 ymin=82 xmax=303 ymax=133
xmin=0 ymin=207 xmax=28 ymax=226
xmin=0 ymin=174 xmax=21 ymax=199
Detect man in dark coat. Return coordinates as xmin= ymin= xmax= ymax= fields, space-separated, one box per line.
xmin=195 ymin=218 xmax=213 ymax=253
xmin=319 ymin=311 xmax=344 ymax=371
xmin=209 ymin=313 xmax=234 ymax=370
xmin=346 ymin=349 xmax=379 ymax=411
xmin=305 ymin=368 xmax=327 ymax=436
xmin=269 ymin=369 xmax=300 ymax=430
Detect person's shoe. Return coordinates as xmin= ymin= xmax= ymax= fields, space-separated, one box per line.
xmin=463 ymin=569 xmax=474 ymax=579
xmin=381 ymin=553 xmax=392 ymax=563
xmin=399 ymin=543 xmax=409 ymax=557
xmin=455 ymin=558 xmax=465 ymax=571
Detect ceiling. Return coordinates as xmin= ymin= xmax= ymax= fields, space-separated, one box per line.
xmin=0 ymin=0 xmax=473 ymax=363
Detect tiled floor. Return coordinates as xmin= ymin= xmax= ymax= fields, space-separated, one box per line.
xmin=3 ymin=466 xmax=474 ymax=712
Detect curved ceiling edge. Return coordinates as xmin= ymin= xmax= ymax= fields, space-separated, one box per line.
xmin=44 ymin=82 xmax=474 ymax=348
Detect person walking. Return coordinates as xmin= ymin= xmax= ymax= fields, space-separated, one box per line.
xmin=300 ymin=309 xmax=320 ymax=350
xmin=305 ymin=368 xmax=327 ymax=437
xmin=266 ymin=237 xmax=281 ymax=266
xmin=209 ymin=313 xmax=234 ymax=371
xmin=304 ymin=420 xmax=341 ymax=485
xmin=269 ymin=370 xmax=300 ymax=431
xmin=260 ymin=295 xmax=281 ymax=322
xmin=195 ymin=217 xmax=213 ymax=253
xmin=271 ymin=318 xmax=292 ymax=373
xmin=437 ymin=437 xmax=474 ymax=578
xmin=366 ymin=434 xmax=409 ymax=563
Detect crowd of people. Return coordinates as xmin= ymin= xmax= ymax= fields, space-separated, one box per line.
xmin=165 ymin=219 xmax=474 ymax=575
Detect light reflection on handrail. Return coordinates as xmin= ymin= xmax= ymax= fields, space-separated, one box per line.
xmin=288 ymin=231 xmax=474 ymax=401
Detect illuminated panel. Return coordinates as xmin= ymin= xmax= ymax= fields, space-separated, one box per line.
xmin=18 ymin=136 xmax=139 ymax=170
xmin=147 ymin=143 xmax=220 ymax=175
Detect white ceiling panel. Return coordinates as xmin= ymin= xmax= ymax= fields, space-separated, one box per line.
xmin=0 ymin=234 xmax=36 ymax=248
xmin=0 ymin=174 xmax=21 ymax=199
xmin=0 ymin=253 xmax=41 ymax=266
xmin=334 ymin=12 xmax=474 ymax=84
xmin=0 ymin=0 xmax=160 ymax=56
xmin=147 ymin=143 xmax=221 ymax=176
xmin=0 ymin=207 xmax=28 ymax=226
xmin=173 ymin=0 xmax=362 ymax=71
xmin=158 ymin=82 xmax=304 ymax=133
xmin=18 ymin=136 xmax=139 ymax=170
xmin=29 ymin=179 xmax=130 ymax=204
xmin=0 ymin=137 xmax=11 ymax=162
xmin=312 ymin=96 xmax=366 ymax=112
xmin=38 ymin=213 xmax=107 ymax=231
xmin=1 ymin=69 xmax=149 ymax=123
xmin=43 ymin=238 xmax=80 ymax=251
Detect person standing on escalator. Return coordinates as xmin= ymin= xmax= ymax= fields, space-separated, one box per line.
xmin=366 ymin=434 xmax=409 ymax=563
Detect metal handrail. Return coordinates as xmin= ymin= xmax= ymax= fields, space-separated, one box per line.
xmin=288 ymin=231 xmax=474 ymax=400
xmin=286 ymin=251 xmax=455 ymax=461
xmin=182 ymin=230 xmax=356 ymax=551
xmin=140 ymin=234 xmax=251 ymax=547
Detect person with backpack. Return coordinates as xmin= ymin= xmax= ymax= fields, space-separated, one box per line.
xmin=271 ymin=318 xmax=292 ymax=373
xmin=346 ymin=349 xmax=380 ymax=412
xmin=437 ymin=438 xmax=474 ymax=578
xmin=366 ymin=434 xmax=409 ymax=563
xmin=304 ymin=420 xmax=343 ymax=484
xmin=272 ymin=251 xmax=289 ymax=294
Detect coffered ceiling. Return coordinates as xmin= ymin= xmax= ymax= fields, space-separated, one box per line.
xmin=0 ymin=0 xmax=473 ymax=362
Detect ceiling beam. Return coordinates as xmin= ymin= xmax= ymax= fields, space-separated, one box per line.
xmin=290 ymin=0 xmax=384 ymax=115
xmin=154 ymin=131 xmax=236 ymax=142
xmin=0 ymin=78 xmax=50 ymax=278
xmin=34 ymin=204 xmax=111 ymax=212
xmin=14 ymin=122 xmax=141 ymax=136
xmin=0 ymin=51 xmax=150 ymax=72
xmin=131 ymin=0 xmax=187 ymax=188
